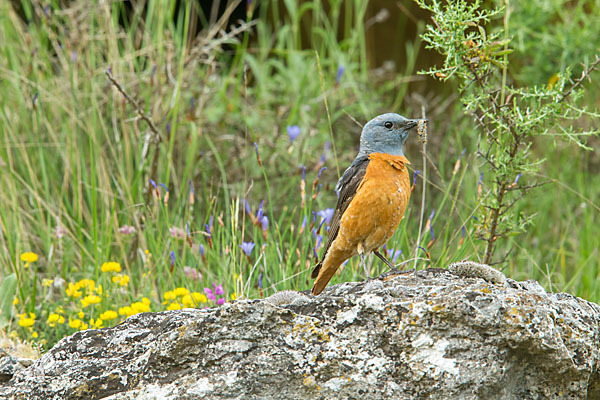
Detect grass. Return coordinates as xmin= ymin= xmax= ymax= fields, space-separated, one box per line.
xmin=0 ymin=0 xmax=598 ymax=349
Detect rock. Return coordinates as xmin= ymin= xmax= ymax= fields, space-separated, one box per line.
xmin=1 ymin=267 xmax=599 ymax=399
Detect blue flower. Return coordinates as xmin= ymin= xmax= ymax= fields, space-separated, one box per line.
xmin=261 ymin=215 xmax=268 ymax=231
xmin=317 ymin=208 xmax=334 ymax=225
xmin=412 ymin=170 xmax=421 ymax=186
xmin=287 ymin=125 xmax=301 ymax=143
xmin=240 ymin=241 xmax=256 ymax=256
xmin=386 ymin=248 xmax=402 ymax=264
xmin=258 ymin=273 xmax=263 ymax=289
xmin=336 ymin=65 xmax=345 ymax=85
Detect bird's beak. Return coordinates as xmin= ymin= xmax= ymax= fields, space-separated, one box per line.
xmin=406 ymin=119 xmax=424 ymax=130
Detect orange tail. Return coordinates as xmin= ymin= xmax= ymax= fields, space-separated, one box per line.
xmin=311 ymin=248 xmax=352 ymax=295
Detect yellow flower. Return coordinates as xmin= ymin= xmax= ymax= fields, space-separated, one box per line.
xmin=167 ymin=302 xmax=181 ymax=310
xmin=192 ymin=292 xmax=207 ymax=304
xmin=131 ymin=301 xmax=150 ymax=314
xmin=13 ymin=297 xmax=18 ymax=305
xmin=101 ymin=262 xmax=121 ymax=273
xmin=18 ymin=313 xmax=35 ymax=327
xmin=112 ymin=274 xmax=130 ymax=286
xmin=42 ymin=279 xmax=54 ymax=287
xmin=173 ymin=287 xmax=189 ymax=297
xmin=31 ymin=331 xmax=38 ymax=338
xmin=47 ymin=313 xmax=65 ymax=327
xmin=181 ymin=294 xmax=194 ymax=308
xmin=20 ymin=252 xmax=39 ymax=263
xmin=81 ymin=294 xmax=101 ymax=308
xmin=163 ymin=290 xmax=176 ymax=301
xmin=230 ymin=292 xmax=237 ymax=301
xmin=119 ymin=306 xmax=134 ymax=317
xmin=80 ymin=322 xmax=89 ymax=330
xmin=66 ymin=283 xmax=83 ymax=298
xmin=142 ymin=297 xmax=150 ymax=305
xmin=78 ymin=279 xmax=95 ymax=293
xmin=90 ymin=318 xmax=103 ymax=328
xmin=69 ymin=319 xmax=82 ymax=329
xmin=100 ymin=310 xmax=118 ymax=321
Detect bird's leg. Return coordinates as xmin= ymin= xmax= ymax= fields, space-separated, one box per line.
xmin=373 ymin=250 xmax=394 ymax=270
xmin=357 ymin=243 xmax=370 ymax=279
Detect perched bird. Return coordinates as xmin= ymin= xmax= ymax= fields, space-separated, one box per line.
xmin=311 ymin=113 xmax=422 ymax=295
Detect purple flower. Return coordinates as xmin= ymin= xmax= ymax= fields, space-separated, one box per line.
xmin=204 ymin=215 xmax=213 ymax=237
xmin=243 ymin=199 xmax=252 ymax=216
xmin=386 ymin=248 xmax=402 ymax=264
xmin=316 ymin=234 xmax=323 ymax=249
xmin=159 ymin=182 xmax=168 ymax=192
xmin=149 ymin=179 xmax=157 ymax=189
xmin=240 ymin=241 xmax=255 ymax=256
xmin=336 ymin=65 xmax=345 ymax=85
xmin=166 ymin=121 xmax=171 ymax=134
xmin=217 ymin=298 xmax=225 ymax=305
xmin=256 ymin=200 xmax=264 ymax=220
xmin=461 ymin=225 xmax=466 ymax=238
xmin=170 ymin=251 xmax=176 ymax=266
xmin=428 ymin=209 xmax=435 ymax=221
xmin=479 ymin=172 xmax=484 ymax=184
xmin=301 ymin=216 xmax=307 ymax=231
xmin=254 ymin=142 xmax=259 ymax=156
xmin=204 ymin=287 xmax=216 ymax=301
xmin=258 ymin=273 xmax=263 ymax=289
xmin=300 ymin=165 xmax=306 ymax=181
xmin=317 ymin=167 xmax=327 ymax=178
xmin=287 ymin=125 xmax=301 ymax=143
xmin=190 ymin=97 xmax=195 ymax=108
xmin=514 ymin=173 xmax=522 ymax=185
xmin=214 ymin=283 xmax=224 ymax=296
xmin=319 ymin=142 xmax=330 ymax=164
xmin=430 ymin=226 xmax=435 ymax=241
xmin=317 ymin=208 xmax=334 ymax=225
xmin=199 ymin=244 xmax=205 ymax=257
xmin=261 ymin=215 xmax=268 ymax=231
xmin=412 ymin=170 xmax=421 ymax=186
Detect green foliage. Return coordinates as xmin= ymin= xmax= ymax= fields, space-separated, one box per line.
xmin=416 ymin=0 xmax=600 ymax=263
xmin=0 ymin=0 xmax=599 ymax=349
xmin=0 ymin=274 xmax=17 ymax=328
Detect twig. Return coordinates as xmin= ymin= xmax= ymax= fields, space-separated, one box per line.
xmin=413 ymin=105 xmax=428 ymax=272
xmin=105 ymin=69 xmax=162 ymax=143
xmin=559 ymin=54 xmax=600 ymax=103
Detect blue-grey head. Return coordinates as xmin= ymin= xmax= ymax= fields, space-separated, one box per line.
xmin=358 ymin=113 xmax=421 ymax=157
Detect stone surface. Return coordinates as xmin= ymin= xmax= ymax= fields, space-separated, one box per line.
xmin=1 ymin=267 xmax=600 ymax=399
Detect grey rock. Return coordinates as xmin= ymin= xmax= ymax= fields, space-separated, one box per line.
xmin=1 ymin=268 xmax=599 ymax=399
xmin=0 ymin=349 xmax=34 ymax=383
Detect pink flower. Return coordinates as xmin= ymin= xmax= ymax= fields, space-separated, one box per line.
xmin=169 ymin=227 xmax=186 ymax=239
xmin=183 ymin=266 xmax=202 ymax=281
xmin=118 ymin=225 xmax=136 ymax=235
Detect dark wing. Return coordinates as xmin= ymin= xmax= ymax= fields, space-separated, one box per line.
xmin=311 ymin=155 xmax=370 ymax=278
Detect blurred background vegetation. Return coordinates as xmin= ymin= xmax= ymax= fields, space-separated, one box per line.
xmin=0 ymin=0 xmax=599 ymax=349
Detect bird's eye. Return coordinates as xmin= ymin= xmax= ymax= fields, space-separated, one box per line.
xmin=384 ymin=121 xmax=393 ymax=129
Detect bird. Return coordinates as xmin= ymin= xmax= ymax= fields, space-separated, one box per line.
xmin=311 ymin=113 xmax=422 ymax=295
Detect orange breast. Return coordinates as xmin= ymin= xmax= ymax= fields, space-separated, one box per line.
xmin=336 ymin=152 xmax=411 ymax=255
